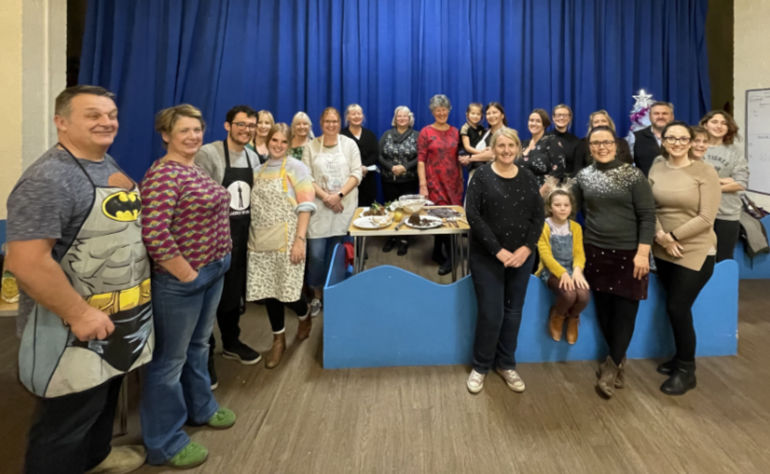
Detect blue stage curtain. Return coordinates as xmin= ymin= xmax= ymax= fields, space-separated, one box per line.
xmin=80 ymin=0 xmax=710 ymax=181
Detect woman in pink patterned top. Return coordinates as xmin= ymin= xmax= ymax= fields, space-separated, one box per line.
xmin=139 ymin=104 xmax=235 ymax=468
xmin=418 ymin=94 xmax=463 ymax=275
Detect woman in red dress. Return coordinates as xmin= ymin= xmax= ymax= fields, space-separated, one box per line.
xmin=418 ymin=94 xmax=463 ymax=275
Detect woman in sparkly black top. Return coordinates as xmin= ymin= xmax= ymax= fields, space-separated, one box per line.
xmin=573 ymin=126 xmax=655 ymax=399
xmin=464 ymin=127 xmax=545 ymax=395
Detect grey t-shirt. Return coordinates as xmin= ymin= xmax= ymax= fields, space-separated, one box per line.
xmin=6 ymin=146 xmax=124 ymax=332
xmin=195 ymin=140 xmax=258 ymax=184
xmin=702 ymin=143 xmax=749 ymax=221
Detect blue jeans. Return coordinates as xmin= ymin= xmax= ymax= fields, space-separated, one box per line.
xmin=306 ymin=236 xmax=344 ymax=289
xmin=469 ymin=250 xmax=533 ymax=373
xmin=141 ymin=254 xmax=230 ymax=464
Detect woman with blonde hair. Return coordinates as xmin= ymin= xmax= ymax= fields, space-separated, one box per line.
xmin=246 ymin=123 xmax=317 ymax=368
xmin=342 ymin=103 xmax=379 ymax=206
xmin=465 ymin=127 xmax=544 ymax=394
xmin=250 ymin=109 xmax=275 ymax=163
xmin=288 ymin=111 xmax=314 ymax=160
xmin=573 ymin=109 xmax=632 ymax=173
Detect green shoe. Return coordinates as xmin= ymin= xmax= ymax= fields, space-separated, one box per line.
xmin=166 ymin=442 xmax=208 ymax=469
xmin=207 ymin=407 xmax=236 ymax=429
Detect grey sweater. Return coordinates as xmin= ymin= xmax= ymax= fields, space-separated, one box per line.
xmin=574 ymin=159 xmax=656 ymax=250
xmin=702 ymin=143 xmax=748 ymax=221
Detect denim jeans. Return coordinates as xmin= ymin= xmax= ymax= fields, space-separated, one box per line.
xmin=306 ymin=236 xmax=344 ymax=289
xmin=141 ymin=254 xmax=230 ymax=464
xmin=470 ymin=250 xmax=533 ymax=373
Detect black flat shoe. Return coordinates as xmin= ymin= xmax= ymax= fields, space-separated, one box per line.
xmin=438 ymin=262 xmax=452 ymax=276
xmin=397 ymin=241 xmax=408 ymax=256
xmin=382 ymin=238 xmax=396 ymax=253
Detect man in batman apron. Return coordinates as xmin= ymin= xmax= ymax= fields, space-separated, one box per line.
xmin=6 ymin=85 xmax=152 ymax=474
xmin=194 ymin=106 xmax=261 ymax=378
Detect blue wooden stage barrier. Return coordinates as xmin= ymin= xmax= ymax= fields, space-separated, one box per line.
xmin=735 ymin=215 xmax=770 ymax=279
xmin=323 ymin=244 xmax=739 ymax=369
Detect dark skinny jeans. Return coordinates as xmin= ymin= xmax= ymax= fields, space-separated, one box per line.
xmin=592 ymin=291 xmax=640 ymax=365
xmin=654 ymin=256 xmax=715 ymax=362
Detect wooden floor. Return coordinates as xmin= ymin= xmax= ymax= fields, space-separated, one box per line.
xmin=3 ymin=238 xmax=770 ymax=473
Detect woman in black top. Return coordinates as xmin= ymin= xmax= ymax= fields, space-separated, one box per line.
xmin=573 ymin=126 xmax=655 ymax=399
xmin=379 ymin=105 xmax=419 ymax=255
xmin=342 ymin=104 xmax=379 ymax=207
xmin=465 ymin=127 xmax=544 ymax=395
xmin=518 ymin=108 xmax=566 ymax=195
xmin=573 ymin=110 xmax=633 ymax=175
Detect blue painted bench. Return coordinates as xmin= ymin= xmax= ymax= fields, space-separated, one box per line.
xmin=323 ymin=245 xmax=738 ymax=369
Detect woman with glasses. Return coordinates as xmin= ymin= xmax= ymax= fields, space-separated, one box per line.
xmin=549 ymin=104 xmax=581 ymax=177
xmin=342 ymin=104 xmax=380 ymax=207
xmin=574 ymin=126 xmax=655 ymax=399
xmin=648 ymin=121 xmax=720 ymax=395
xmin=698 ymin=110 xmax=749 ymax=261
xmin=302 ymin=107 xmax=362 ymax=315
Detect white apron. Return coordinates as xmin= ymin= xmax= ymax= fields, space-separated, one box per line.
xmin=307 ymin=145 xmax=357 ymax=238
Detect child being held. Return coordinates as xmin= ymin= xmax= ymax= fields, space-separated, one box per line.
xmin=458 ymin=102 xmax=486 ymax=168
xmin=536 ymin=188 xmax=590 ymax=344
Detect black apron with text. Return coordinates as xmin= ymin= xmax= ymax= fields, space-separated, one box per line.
xmin=18 ymin=147 xmax=153 ymax=398
xmin=219 ymin=144 xmax=255 ymax=315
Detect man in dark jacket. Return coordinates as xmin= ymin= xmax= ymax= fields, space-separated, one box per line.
xmin=627 ymin=101 xmax=674 ymax=176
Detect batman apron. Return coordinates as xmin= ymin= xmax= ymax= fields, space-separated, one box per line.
xmin=18 ymin=146 xmax=154 ymax=398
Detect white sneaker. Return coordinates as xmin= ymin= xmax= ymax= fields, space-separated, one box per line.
xmin=310 ymin=298 xmax=322 ymax=317
xmin=466 ymin=369 xmax=486 ymax=394
xmin=496 ymin=368 xmax=526 ymax=393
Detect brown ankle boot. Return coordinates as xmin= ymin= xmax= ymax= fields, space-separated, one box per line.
xmin=614 ymin=357 xmax=627 ymax=389
xmin=565 ymin=316 xmax=579 ymax=344
xmin=548 ymin=306 xmax=566 ymax=341
xmin=296 ymin=316 xmax=312 ymax=341
xmin=265 ymin=333 xmax=286 ymax=369
xmin=596 ymin=356 xmax=619 ymax=398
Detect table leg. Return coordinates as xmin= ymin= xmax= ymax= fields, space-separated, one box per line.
xmin=355 ymin=236 xmax=367 ymax=273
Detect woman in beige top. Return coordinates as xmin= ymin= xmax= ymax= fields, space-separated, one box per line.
xmin=648 ymin=121 xmax=721 ymax=396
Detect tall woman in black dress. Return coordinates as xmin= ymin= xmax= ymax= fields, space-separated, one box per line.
xmin=465 ymin=127 xmax=544 ymax=395
xmin=341 ymin=104 xmax=379 ymax=207
xmin=573 ymin=126 xmax=655 ymax=399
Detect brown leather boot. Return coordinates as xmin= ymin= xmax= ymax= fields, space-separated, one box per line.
xmin=548 ymin=306 xmax=566 ymax=341
xmin=296 ymin=316 xmax=312 ymax=341
xmin=614 ymin=357 xmax=627 ymax=389
xmin=596 ymin=356 xmax=619 ymax=398
xmin=265 ymin=333 xmax=286 ymax=369
xmin=565 ymin=316 xmax=579 ymax=344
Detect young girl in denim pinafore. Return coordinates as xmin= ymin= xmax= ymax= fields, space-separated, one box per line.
xmin=536 ymin=189 xmax=590 ymax=344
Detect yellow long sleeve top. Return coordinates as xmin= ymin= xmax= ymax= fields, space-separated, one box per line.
xmin=536 ymin=219 xmax=586 ymax=278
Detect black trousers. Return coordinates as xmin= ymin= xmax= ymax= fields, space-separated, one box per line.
xmin=592 ymin=291 xmax=640 ymax=365
xmin=381 ymin=179 xmax=418 ymax=203
xmin=264 ymin=297 xmax=309 ymax=333
xmin=655 ymin=256 xmax=715 ymax=362
xmin=215 ymin=218 xmax=248 ymax=348
xmin=714 ymin=219 xmax=740 ymax=262
xmin=25 ymin=376 xmax=123 ymax=474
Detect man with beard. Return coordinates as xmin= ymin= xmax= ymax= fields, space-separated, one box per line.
xmin=195 ymin=105 xmax=261 ymax=386
xmin=6 ymin=85 xmax=151 ymax=473
xmin=628 ymin=101 xmax=675 ymax=176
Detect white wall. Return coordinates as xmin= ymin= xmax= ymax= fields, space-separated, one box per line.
xmin=735 ymin=0 xmax=770 ymax=209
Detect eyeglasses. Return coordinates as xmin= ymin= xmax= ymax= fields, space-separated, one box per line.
xmin=553 ymin=113 xmax=571 ymax=118
xmin=663 ymin=136 xmax=691 ymax=145
xmin=323 ymin=120 xmax=340 ymax=124
xmin=588 ymin=140 xmax=616 ymax=148
xmin=232 ymin=121 xmax=257 ymax=129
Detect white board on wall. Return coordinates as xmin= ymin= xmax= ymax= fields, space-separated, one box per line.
xmin=747 ymin=88 xmax=770 ymax=194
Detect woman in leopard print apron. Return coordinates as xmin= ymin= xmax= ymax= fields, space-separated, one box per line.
xmin=246 ymin=123 xmax=317 ymax=368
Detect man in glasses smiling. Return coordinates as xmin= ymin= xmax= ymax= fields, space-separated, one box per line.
xmin=627 ymin=101 xmax=675 ymax=176
xmin=195 ymin=105 xmax=262 ymax=386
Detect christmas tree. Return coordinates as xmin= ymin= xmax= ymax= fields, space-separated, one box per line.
xmin=626 ymin=89 xmax=654 ymax=139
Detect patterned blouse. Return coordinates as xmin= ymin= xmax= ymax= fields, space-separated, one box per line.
xmin=140 ymin=159 xmax=232 ymax=273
